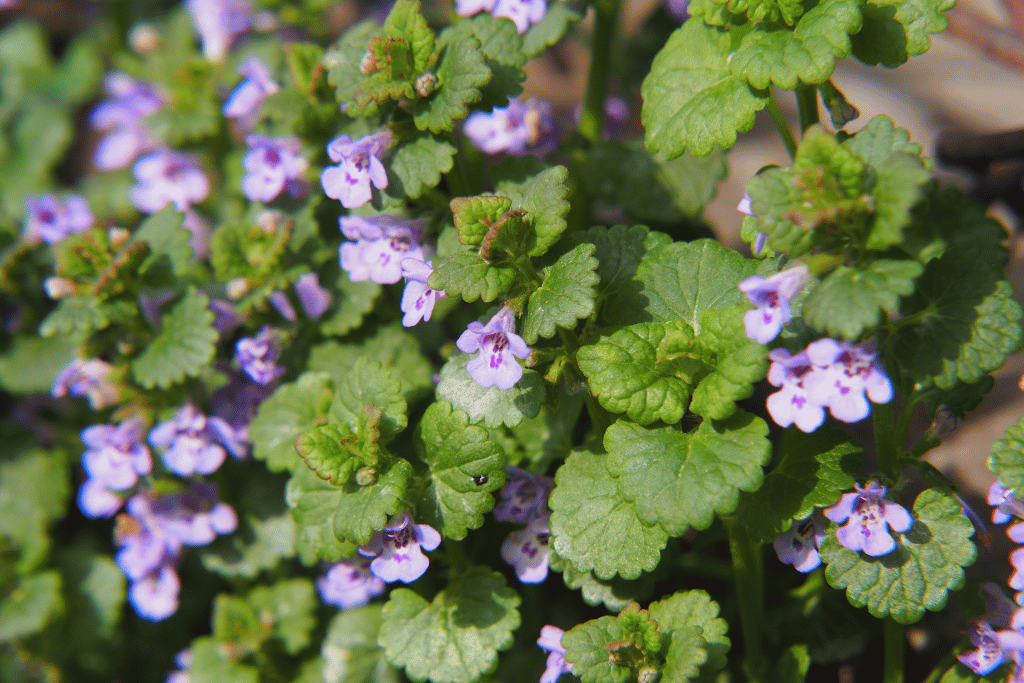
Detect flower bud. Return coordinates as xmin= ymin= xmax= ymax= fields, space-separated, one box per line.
xmin=128 ymin=23 xmax=160 ymax=53
xmin=356 ymin=467 xmax=377 ymax=486
xmin=638 ymin=666 xmax=659 ymax=683
xmin=108 ymin=226 xmax=131 ymax=249
xmin=414 ymin=72 xmax=438 ymax=97
xmin=226 ymin=277 xmax=252 ymax=300
xmin=44 ymin=277 xmax=77 ymax=299
xmin=360 ymin=51 xmax=378 ymax=74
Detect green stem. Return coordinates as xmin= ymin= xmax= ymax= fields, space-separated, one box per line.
xmin=578 ymin=0 xmax=622 ymax=145
xmin=443 ymin=537 xmax=470 ymax=575
xmin=566 ymin=147 xmax=591 ymax=236
xmin=873 ymin=403 xmax=900 ymax=481
xmin=722 ymin=516 xmax=766 ymax=683
xmin=557 ymin=328 xmax=613 ymax=437
xmin=766 ymin=92 xmax=798 ymax=160
xmin=795 ymin=84 xmax=820 ymax=133
xmin=883 ymin=618 xmax=905 ymax=683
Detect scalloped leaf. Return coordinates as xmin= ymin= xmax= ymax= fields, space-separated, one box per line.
xmin=429 ymin=250 xmax=516 ymax=302
xmin=821 ymin=489 xmax=976 ymax=624
xmin=522 ymin=243 xmax=599 ymax=343
xmin=562 ymin=616 xmax=630 ymax=683
xmin=411 ymin=30 xmax=490 ymax=133
xmin=852 ymin=0 xmax=955 ymax=67
xmin=642 ymin=20 xmax=768 ymax=159
xmin=388 ymin=134 xmax=456 ymax=199
xmin=988 ymin=415 xmax=1024 ymax=490
xmin=329 ymin=358 xmax=407 ymax=444
xmin=131 ymin=288 xmax=217 ymax=389
xmin=379 ymin=567 xmax=520 ymax=683
xmin=605 ymin=413 xmax=771 ymax=536
xmin=550 ymin=450 xmax=669 ymax=580
xmin=249 ymin=372 xmax=334 ymax=473
xmin=493 ymin=165 xmax=571 ymax=257
xmin=649 ymin=590 xmax=730 ymax=679
xmin=415 ymin=401 xmax=506 ymax=539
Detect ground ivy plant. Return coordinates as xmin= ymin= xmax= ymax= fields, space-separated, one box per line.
xmin=2 ymin=0 xmax=1023 ymax=682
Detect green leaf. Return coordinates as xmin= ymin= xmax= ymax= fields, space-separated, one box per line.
xmin=436 ymin=352 xmax=544 ymax=428
xmin=688 ymin=305 xmax=769 ymax=420
xmin=0 ymin=333 xmax=81 ymax=394
xmin=39 ymin=296 xmax=132 ymax=338
xmin=297 ymin=420 xmax=380 ymax=486
xmin=429 ymin=250 xmax=516 ymax=303
xmin=522 ymin=0 xmax=584 ymax=56
xmin=59 ymin=551 xmax=126 ymax=655
xmin=213 ymin=595 xmax=268 ymax=657
xmin=325 ymin=21 xmax=384 ymax=105
xmin=444 ymin=14 xmax=526 ymax=107
xmin=802 ymin=260 xmax=923 ymax=339
xmin=819 ymin=80 xmax=860 ymax=129
xmin=729 ymin=0 xmax=862 ymax=90
xmin=583 ymin=141 xmax=728 ymax=223
xmin=842 ymin=114 xmax=925 ymax=171
xmin=493 ymin=165 xmax=571 ymax=257
xmin=769 ymin=645 xmax=812 ymax=683
xmin=578 ymin=321 xmax=697 ymax=426
xmin=333 ymin=458 xmax=414 ymax=545
xmin=619 ymin=238 xmax=758 ymax=330
xmin=188 ymin=637 xmax=259 ymax=683
xmin=412 ymin=29 xmax=490 ymax=133
xmin=249 ymin=372 xmax=335 ymax=473
xmin=553 ymin=553 xmax=656 ymax=611
xmin=864 ymin=153 xmax=933 ymax=251
xmin=329 ymin=358 xmax=408 ymax=443
xmin=642 ymin=20 xmax=768 ymax=159
xmin=385 ymin=0 xmax=435 ymax=73
xmin=821 ymin=489 xmax=977 ymax=624
xmin=322 ymin=605 xmax=399 ymax=683
xmin=210 ymin=218 xmax=291 ymax=282
xmin=320 ymin=272 xmax=383 ymax=337
xmin=308 ymin=325 xmax=435 ymax=403
xmin=649 ymin=590 xmax=730 ymax=679
xmin=248 ymin=579 xmax=318 ymax=655
xmin=379 ymin=567 xmax=521 ymax=683
xmin=286 ymin=466 xmax=358 ymax=565
xmin=415 ymin=402 xmax=506 ymax=539
xmin=0 ymin=571 xmax=63 ymax=642
xmin=570 ymin=225 xmax=671 ymax=302
xmin=562 ymin=616 xmax=630 ymax=683
xmin=988 ymin=415 xmax=1024 ymax=490
xmin=0 ymin=447 xmax=70 ymax=572
xmin=130 ymin=205 xmax=192 ymax=276
xmin=522 ymin=243 xmax=599 ymax=343
xmin=605 ymin=413 xmax=771 ymax=536
xmin=851 ymin=0 xmax=955 ymax=67
xmin=920 ymin=375 xmax=995 ymax=421
xmin=131 ymin=288 xmax=218 ymax=389
xmin=550 ymin=450 xmax=668 ymax=580
xmin=389 ymin=134 xmax=456 ymax=199
xmin=451 ymin=195 xmax=513 ymax=248
xmin=891 ymin=188 xmax=1023 ymax=390
xmin=737 ymin=427 xmax=862 ymax=543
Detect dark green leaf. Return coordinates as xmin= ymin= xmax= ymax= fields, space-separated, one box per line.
xmin=0 ymin=571 xmax=63 ymax=642
xmin=412 ymin=29 xmax=490 ymax=133
xmin=329 ymin=358 xmax=407 ymax=443
xmin=248 ymin=579 xmax=317 ymax=654
xmin=851 ymin=0 xmax=955 ymax=67
xmin=322 ymin=605 xmax=399 ymax=683
xmin=522 ymin=243 xmax=599 ymax=343
xmin=131 ymin=288 xmax=218 ymax=389
xmin=389 ymin=134 xmax=456 ymax=199
xmin=436 ymin=352 xmax=544 ymax=428
xmin=493 ymin=165 xmax=571 ymax=257
xmin=430 ymin=249 xmax=516 ymax=303
xmin=988 ymin=415 xmax=1024 ymax=490
xmin=802 ymin=260 xmax=923 ymax=339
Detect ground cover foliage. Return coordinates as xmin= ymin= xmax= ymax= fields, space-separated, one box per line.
xmin=1 ymin=0 xmax=1023 ymax=682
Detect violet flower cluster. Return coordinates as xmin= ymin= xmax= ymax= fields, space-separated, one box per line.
xmin=773 ymin=482 xmax=912 ymax=571
xmin=78 ymin=417 xmax=153 ymax=518
xmin=537 ymin=625 xmax=573 ymax=683
xmin=268 ymin=272 xmax=332 ymax=322
xmin=23 ymin=194 xmax=94 ymax=245
xmin=184 ymin=0 xmax=253 ymax=62
xmin=497 ymin=467 xmax=555 ymax=584
xmin=90 ymin=72 xmax=163 ymax=171
xmin=149 ymin=403 xmax=247 ymax=476
xmin=317 ymin=556 xmax=386 ymax=610
xmin=338 ymin=214 xmax=427 ymax=284
xmin=463 ymin=98 xmax=558 ymax=156
xmin=956 ymin=484 xmax=1024 ymax=680
xmin=52 ymin=357 xmax=120 ymax=409
xmin=455 ymin=0 xmax=547 ymax=33
xmin=223 ymin=56 xmax=279 ymax=131
xmin=400 ymin=259 xmax=446 ymax=327
xmin=234 ymin=326 xmax=287 ymax=386
xmin=115 ymin=484 xmax=237 ymax=620
xmin=321 ymin=130 xmax=391 ymax=209
xmin=457 ymin=307 xmax=531 ymax=391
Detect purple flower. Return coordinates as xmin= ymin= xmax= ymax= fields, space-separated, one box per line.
xmin=463 ymin=99 xmax=557 ymax=156
xmin=989 ymin=481 xmax=1024 ymax=544
xmin=90 ymin=72 xmax=163 ymax=171
xmin=81 ymin=416 xmax=152 ymax=491
xmin=501 ymin=512 xmax=551 ymax=583
xmin=493 ymin=466 xmax=553 ymax=523
xmin=400 ymin=259 xmax=445 ymax=327
xmin=166 ymin=650 xmax=191 ymax=683
xmin=224 ymin=57 xmax=279 ymax=130
xmin=358 ymin=512 xmax=441 ymax=584
xmin=737 ymin=191 xmax=769 ymax=256
xmin=982 ymin=582 xmax=1024 ymax=632
xmin=1011 ymin=547 xmax=1024 ymax=591
xmin=665 ymin=0 xmax=690 ymax=22
xmin=765 ymin=349 xmax=826 ymax=433
xmin=130 ymin=565 xmax=181 ymax=621
xmin=269 ymin=290 xmax=297 ymax=321
xmin=235 ymin=326 xmax=286 ymax=385
xmin=773 ymin=510 xmax=826 ymax=572
xmin=23 ymin=194 xmax=93 ymax=245
xmin=317 ymin=557 xmax=386 ymax=609
xmin=338 ymin=215 xmax=426 ymax=284
xmin=52 ymin=358 xmax=120 ymax=409
xmin=131 ymin=151 xmax=210 ymax=213
xmin=537 ymin=626 xmax=573 ymax=683
xmin=958 ymin=621 xmax=1024 ymax=677
xmin=321 ymin=130 xmax=391 ymax=209
xmin=115 ymin=495 xmax=181 ymax=580
xmin=242 ymin=135 xmax=307 ymax=202
xmin=209 ymin=299 xmax=243 ymax=335
xmin=804 ymin=339 xmax=893 ymax=424
xmin=210 ymin=372 xmax=270 ymax=447
xmin=78 ymin=478 xmax=125 ymax=518
xmin=737 ymin=264 xmax=808 ymax=344
xmin=185 ymin=0 xmax=252 ymax=62
xmin=573 ymin=96 xmax=631 ymax=141
xmin=154 ymin=483 xmax=238 ymax=547
xmin=456 ymin=307 xmax=531 ymax=390
xmin=149 ymin=404 xmax=232 ymax=476
xmin=295 ymin=273 xmax=332 ymax=319
xmin=824 ymin=481 xmax=912 ymax=557
xmin=455 ymin=0 xmax=545 ymax=33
